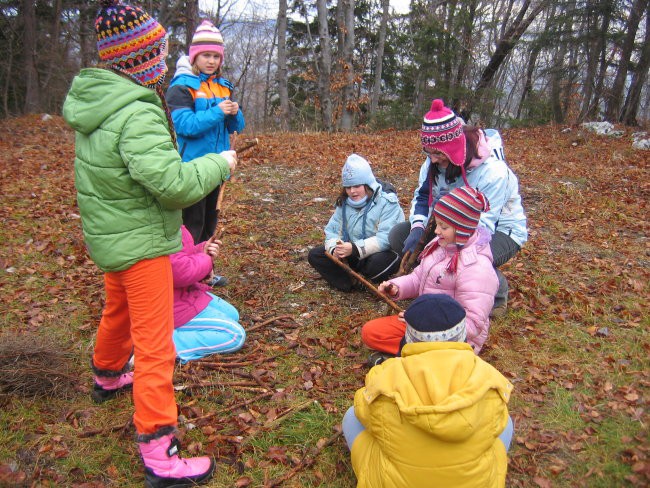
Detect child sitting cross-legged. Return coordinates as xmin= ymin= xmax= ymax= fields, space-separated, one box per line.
xmin=343 ymin=294 xmax=514 ymax=488
xmin=363 ymin=186 xmax=498 ymax=362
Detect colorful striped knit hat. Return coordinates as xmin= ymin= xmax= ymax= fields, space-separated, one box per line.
xmin=189 ymin=20 xmax=225 ymax=64
xmin=421 ymin=99 xmax=469 ymax=184
xmin=95 ymin=0 xmax=168 ymax=87
xmin=433 ymin=186 xmax=490 ymax=271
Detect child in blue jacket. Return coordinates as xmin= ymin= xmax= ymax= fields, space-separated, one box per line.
xmin=308 ymin=154 xmax=405 ymax=292
xmin=166 ymin=20 xmax=245 ymax=246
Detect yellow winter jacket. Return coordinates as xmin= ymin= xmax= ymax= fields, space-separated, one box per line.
xmin=351 ymin=342 xmax=513 ymax=488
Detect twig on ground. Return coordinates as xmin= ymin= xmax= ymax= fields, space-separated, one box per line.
xmin=246 ymin=315 xmax=297 ymax=333
xmin=192 ymin=391 xmax=275 ymax=422
xmin=263 ymin=430 xmax=343 ymax=487
xmin=79 ymin=419 xmax=133 ymax=438
xmin=262 ymin=400 xmax=317 ymax=429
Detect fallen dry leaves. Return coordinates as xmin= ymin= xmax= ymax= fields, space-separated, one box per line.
xmin=0 ymin=115 xmax=648 ymax=486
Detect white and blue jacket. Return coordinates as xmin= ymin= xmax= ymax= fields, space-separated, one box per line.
xmin=409 ymin=129 xmax=528 ymax=247
xmin=325 ymin=182 xmax=405 ymax=259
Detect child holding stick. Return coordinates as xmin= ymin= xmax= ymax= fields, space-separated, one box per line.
xmin=166 ymin=20 xmax=245 ymax=247
xmin=390 ymin=100 xmax=527 ymax=316
xmin=171 ymin=226 xmax=246 ymax=362
xmin=363 ymin=186 xmax=498 ymax=362
xmin=63 ymin=1 xmax=237 ymax=485
xmin=308 ymin=154 xmax=405 ymax=292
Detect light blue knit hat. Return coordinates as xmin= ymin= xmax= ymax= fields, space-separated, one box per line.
xmin=341 ymin=154 xmax=377 ymax=188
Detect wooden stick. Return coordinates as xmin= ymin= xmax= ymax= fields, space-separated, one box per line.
xmin=325 ymin=251 xmax=403 ymax=312
xmin=263 ymin=430 xmax=343 ymax=487
xmin=398 ymin=215 xmax=437 ymax=276
xmin=213 ymin=138 xmax=259 ymax=234
xmin=234 ymin=138 xmax=259 ymax=154
xmin=192 ymin=391 xmax=274 ymax=422
xmin=246 ymin=315 xmax=296 ymax=333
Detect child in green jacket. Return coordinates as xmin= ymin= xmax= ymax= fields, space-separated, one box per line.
xmin=62 ymin=1 xmax=236 ymax=486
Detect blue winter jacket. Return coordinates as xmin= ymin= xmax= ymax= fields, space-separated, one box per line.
xmin=409 ymin=129 xmax=528 ymax=247
xmin=325 ymin=182 xmax=405 ymax=259
xmin=166 ymin=56 xmax=245 ymax=161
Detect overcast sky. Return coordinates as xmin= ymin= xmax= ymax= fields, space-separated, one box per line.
xmin=199 ymin=0 xmax=411 ymax=19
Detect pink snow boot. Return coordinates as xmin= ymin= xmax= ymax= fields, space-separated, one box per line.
xmin=138 ymin=433 xmax=215 ymax=488
xmin=91 ymin=371 xmax=134 ymax=403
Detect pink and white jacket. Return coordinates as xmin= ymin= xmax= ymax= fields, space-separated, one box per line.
xmin=389 ymin=227 xmax=498 ymax=353
xmin=169 ymin=226 xmax=214 ymax=328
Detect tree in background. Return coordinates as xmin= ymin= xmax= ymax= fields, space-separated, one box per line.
xmin=0 ymin=0 xmax=648 ymax=129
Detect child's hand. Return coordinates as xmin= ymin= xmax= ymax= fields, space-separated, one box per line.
xmin=397 ymin=311 xmax=406 ymax=323
xmin=378 ymin=281 xmax=398 ymax=297
xmin=204 ymin=237 xmax=222 ymax=258
xmin=218 ymin=99 xmax=238 ymax=115
xmin=334 ymin=241 xmax=353 ymax=259
xmin=220 ymin=150 xmax=237 ymax=172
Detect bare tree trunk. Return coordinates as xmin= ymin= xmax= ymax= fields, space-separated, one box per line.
xmin=584 ymin=1 xmax=614 ymax=121
xmin=369 ymin=0 xmax=390 ymax=114
xmin=340 ymin=0 xmax=355 ymax=131
xmin=22 ymin=0 xmax=40 ymax=113
xmin=276 ymin=0 xmax=289 ymax=130
xmin=577 ymin=0 xmax=600 ymax=122
xmin=550 ymin=42 xmax=567 ymax=123
xmin=451 ymin=0 xmax=477 ymax=110
xmin=316 ymin=0 xmax=333 ymax=131
xmin=605 ymin=0 xmax=647 ymax=121
xmin=79 ymin=3 xmax=95 ymax=68
xmin=621 ymin=5 xmax=650 ymax=125
xmin=470 ymin=0 xmax=549 ymax=117
xmin=185 ymin=0 xmax=199 ymax=49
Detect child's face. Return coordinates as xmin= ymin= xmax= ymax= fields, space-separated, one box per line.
xmin=195 ymin=52 xmax=222 ymax=75
xmin=345 ymin=185 xmax=367 ymax=202
xmin=423 ymin=148 xmax=451 ymax=168
xmin=435 ymin=217 xmax=456 ymax=246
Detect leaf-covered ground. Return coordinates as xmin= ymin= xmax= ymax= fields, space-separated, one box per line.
xmin=0 ymin=115 xmax=648 ymax=487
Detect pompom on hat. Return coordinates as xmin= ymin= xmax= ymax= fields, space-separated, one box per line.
xmin=189 ymin=20 xmax=225 ymax=64
xmin=95 ymin=0 xmax=168 ymax=87
xmin=403 ymin=294 xmax=467 ymax=345
xmin=421 ymin=99 xmax=469 ymax=184
xmin=341 ymin=154 xmax=377 ymax=188
xmin=431 ymin=186 xmax=490 ymax=272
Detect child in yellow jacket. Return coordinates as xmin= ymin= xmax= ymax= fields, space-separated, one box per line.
xmin=343 ymin=294 xmax=514 ymax=488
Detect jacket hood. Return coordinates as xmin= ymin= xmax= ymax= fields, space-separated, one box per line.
xmin=170 ymin=55 xmax=201 ymax=89
xmin=63 ymin=68 xmax=161 ymax=135
xmin=174 ymin=55 xmax=195 ymax=78
xmin=362 ymin=342 xmax=512 ymax=442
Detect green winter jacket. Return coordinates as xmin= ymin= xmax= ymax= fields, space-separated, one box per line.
xmin=63 ymin=68 xmax=231 ymax=272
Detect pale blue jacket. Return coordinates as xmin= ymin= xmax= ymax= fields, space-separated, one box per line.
xmin=409 ymin=129 xmax=528 ymax=247
xmin=325 ymin=182 xmax=405 ymax=259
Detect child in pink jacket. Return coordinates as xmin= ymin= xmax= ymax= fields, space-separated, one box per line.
xmin=362 ymin=186 xmax=498 ymax=360
xmin=171 ymin=226 xmax=246 ymax=362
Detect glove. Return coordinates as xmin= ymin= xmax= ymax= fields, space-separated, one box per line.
xmin=402 ymin=226 xmax=424 ymax=254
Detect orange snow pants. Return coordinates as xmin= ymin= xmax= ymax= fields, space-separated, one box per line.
xmin=361 ymin=314 xmax=406 ymax=356
xmin=92 ymin=256 xmax=177 ymax=435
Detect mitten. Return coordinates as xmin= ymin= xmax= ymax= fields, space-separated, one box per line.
xmin=402 ymin=226 xmax=424 ymax=253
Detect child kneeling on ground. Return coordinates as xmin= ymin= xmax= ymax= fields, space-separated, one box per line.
xmin=363 ymin=186 xmax=498 ymax=362
xmin=171 ymin=225 xmax=246 ymax=362
xmin=343 ymin=294 xmax=514 ymax=488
